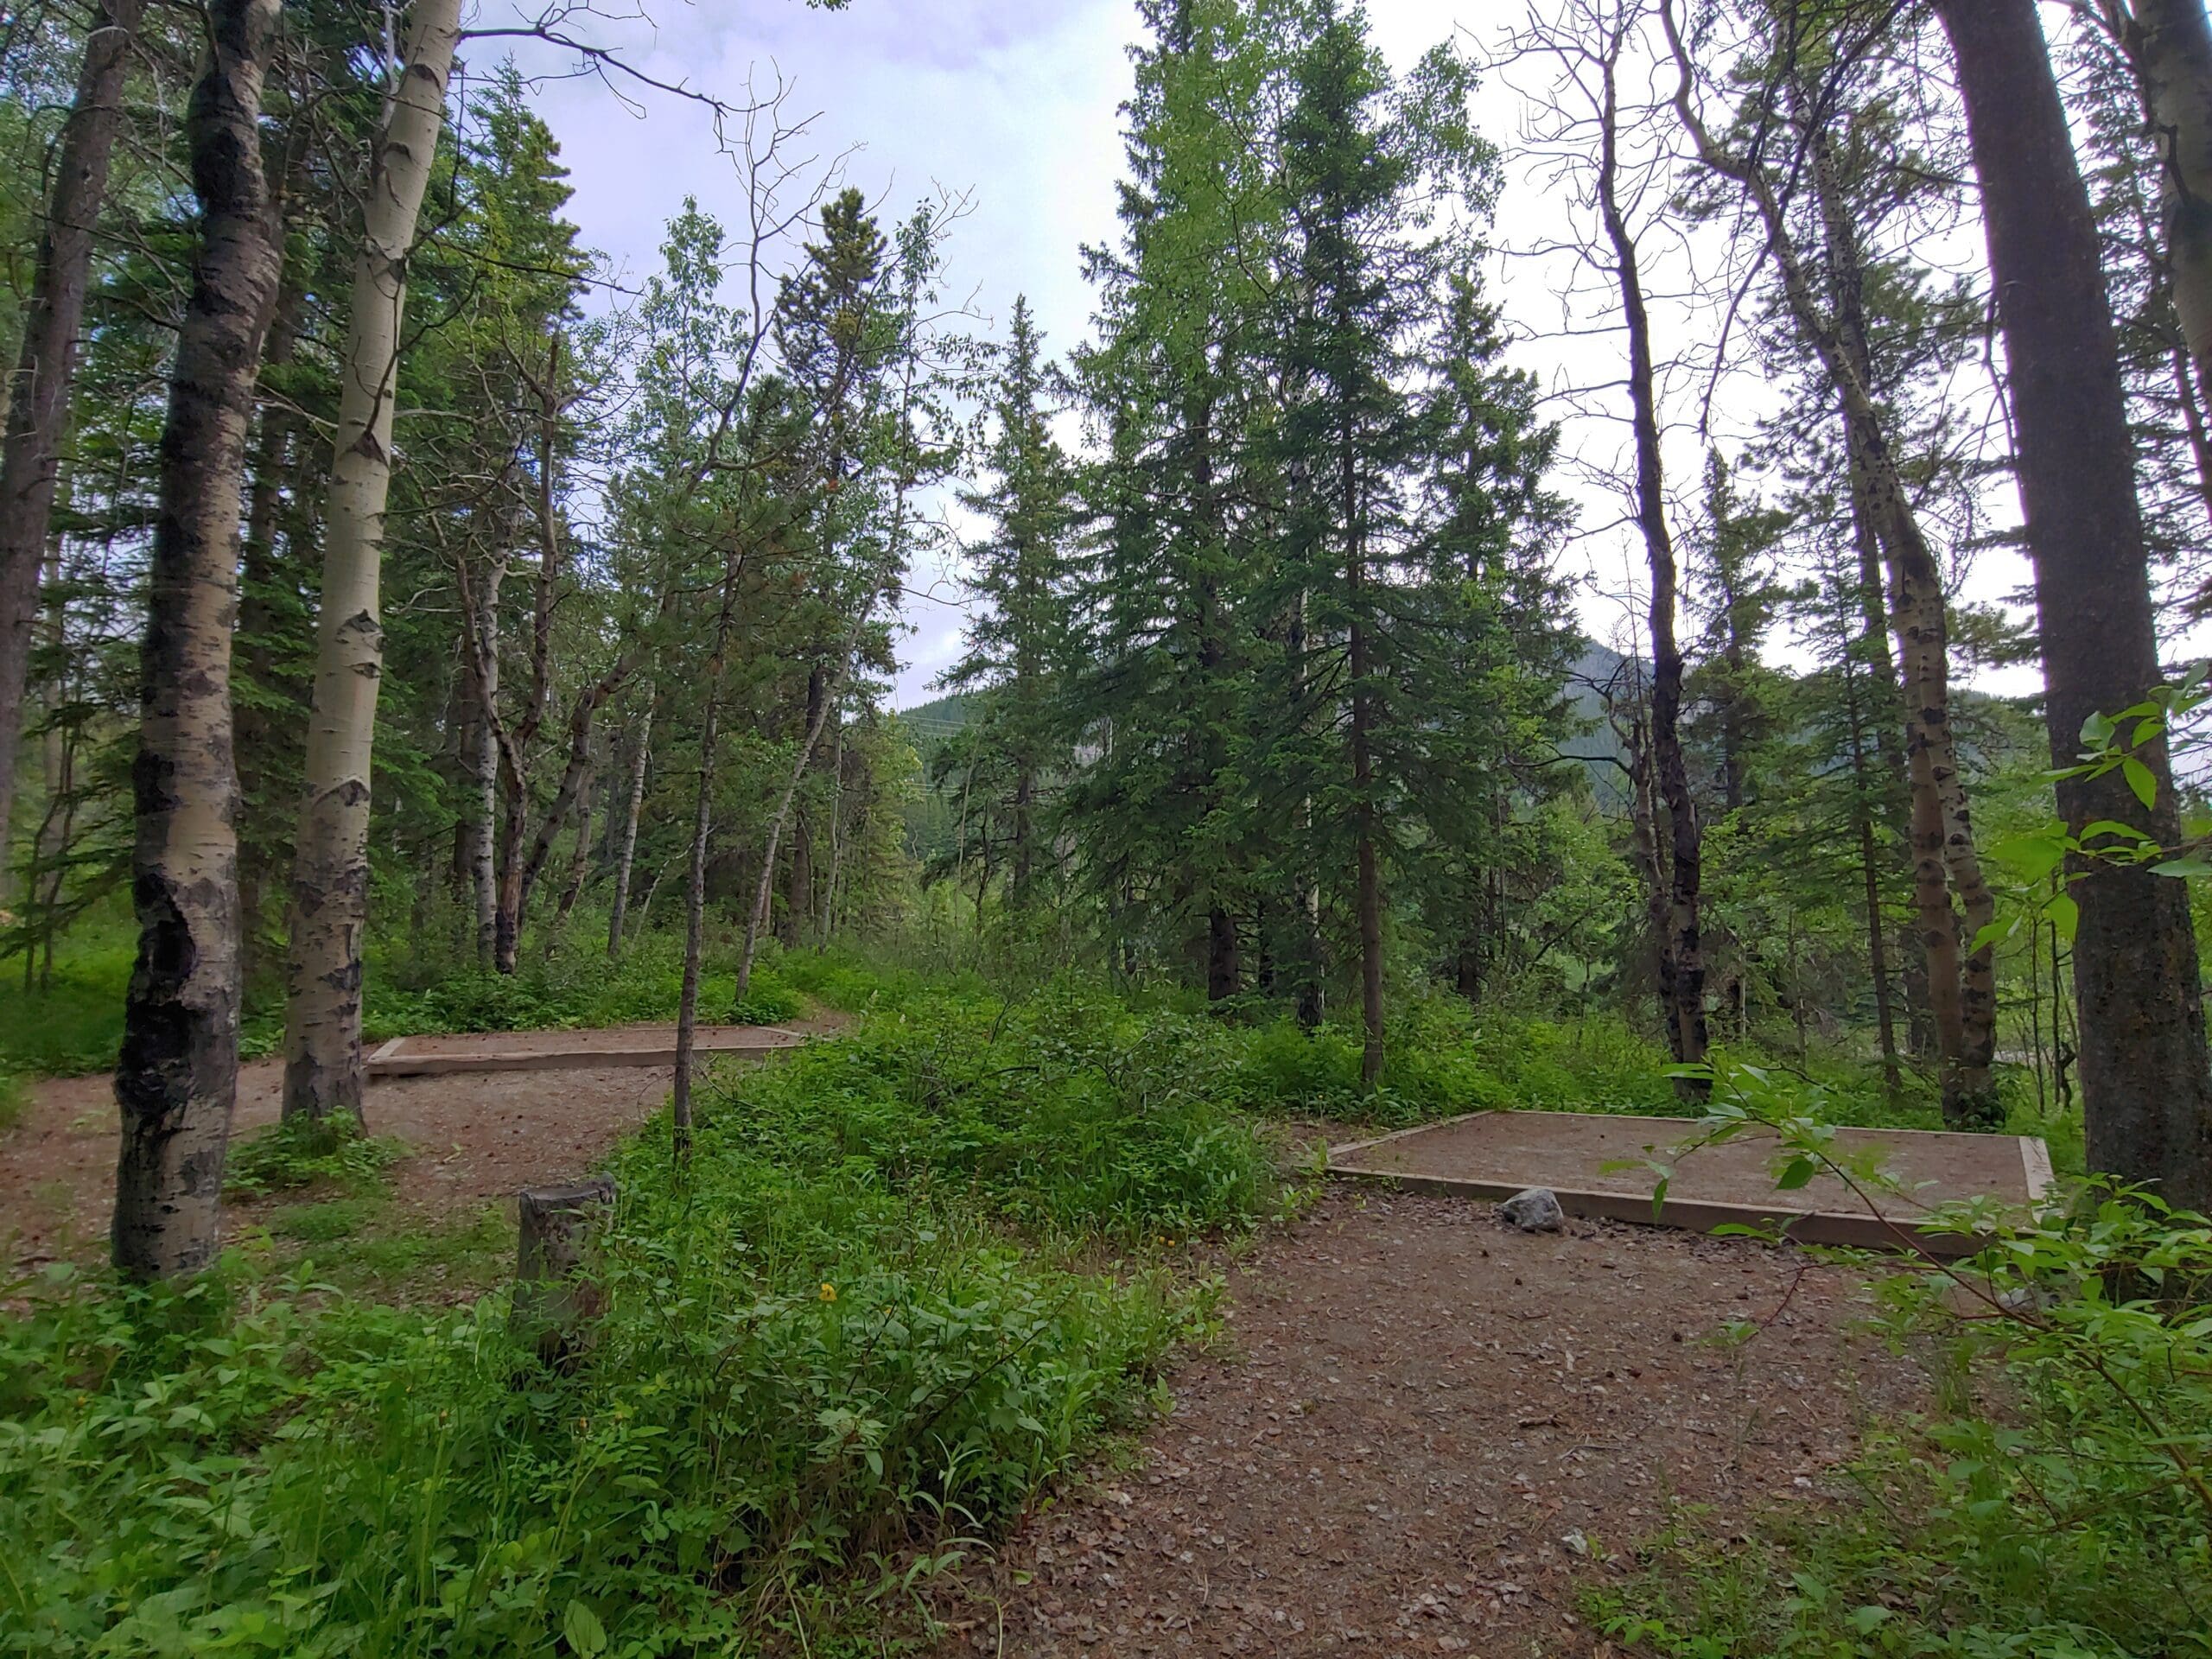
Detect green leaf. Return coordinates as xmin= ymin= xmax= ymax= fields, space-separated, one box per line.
xmin=2080 ymin=709 xmax=2117 ymax=747
xmin=2078 ymin=819 xmax=2151 ymax=843
xmin=2049 ymin=892 xmax=2081 ymax=943
xmin=1971 ymin=917 xmax=2018 ymax=953
xmin=1990 ymin=830 xmax=2067 ymax=880
xmin=2152 ymin=855 xmax=2212 ymax=880
xmin=1776 ymin=1155 xmax=1816 ymax=1192
xmin=2122 ymin=755 xmax=2158 ymax=809
xmin=563 ymin=1600 xmax=608 ymax=1657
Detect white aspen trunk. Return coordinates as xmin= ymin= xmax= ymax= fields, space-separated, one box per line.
xmin=0 ymin=0 xmax=144 ymax=887
xmin=112 ymin=0 xmax=284 ymax=1279
xmin=607 ymin=688 xmax=653 ymax=958
xmin=280 ymin=0 xmax=462 ymax=1125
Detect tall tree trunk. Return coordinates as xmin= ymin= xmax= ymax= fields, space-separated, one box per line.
xmin=783 ymin=664 xmax=824 ymax=948
xmin=1287 ymin=590 xmax=1325 ymax=1028
xmin=1941 ymin=0 xmax=2212 ymax=1206
xmin=235 ymin=257 xmax=307 ymax=987
xmin=282 ymin=0 xmax=462 ymax=1124
xmin=736 ymin=600 xmax=873 ymax=1001
xmin=488 ymin=337 xmax=578 ymax=975
xmin=1347 ymin=543 xmax=1383 ymax=1084
xmin=1617 ymin=683 xmax=1674 ymax=1025
xmin=674 ymin=561 xmax=745 ymax=1162
xmin=1667 ymin=16 xmax=1994 ymax=1119
xmin=1599 ymin=48 xmax=1707 ymax=1085
xmin=607 ymin=687 xmax=652 ymax=958
xmin=464 ymin=564 xmax=504 ymax=968
xmin=112 ymin=0 xmax=283 ymax=1280
xmin=1209 ymin=905 xmax=1244 ymax=1004
xmin=819 ymin=726 xmax=848 ymax=940
xmin=1842 ymin=649 xmax=1904 ymax=1101
xmin=551 ymin=745 xmax=594 ymax=935
xmin=2117 ymin=0 xmax=2212 ymax=401
xmin=1845 ymin=424 xmax=1934 ymax=1058
xmin=0 ymin=0 xmax=144 ymax=880
xmin=504 ymin=664 xmax=634 ymax=952
xmin=671 ymin=684 xmax=715 ymax=1166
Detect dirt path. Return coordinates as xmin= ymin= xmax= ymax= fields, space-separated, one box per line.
xmin=937 ymin=1188 xmax=1915 ymax=1658
xmin=2 ymin=1019 xmax=836 ymax=1266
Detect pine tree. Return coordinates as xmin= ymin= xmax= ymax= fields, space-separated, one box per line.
xmin=937 ymin=296 xmax=1077 ymax=908
xmin=1414 ymin=272 xmax=1576 ymax=1001
xmin=1065 ymin=0 xmax=1283 ymax=1000
xmin=1684 ymin=451 xmax=1789 ymax=816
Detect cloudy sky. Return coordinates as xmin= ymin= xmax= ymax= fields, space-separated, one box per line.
xmin=491 ymin=0 xmax=2039 ymax=707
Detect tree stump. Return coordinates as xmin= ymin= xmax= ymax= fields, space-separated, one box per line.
xmin=513 ymin=1175 xmax=615 ymax=1367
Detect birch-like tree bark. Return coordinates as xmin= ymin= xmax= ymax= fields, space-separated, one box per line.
xmin=606 ymin=687 xmax=652 ymax=957
xmin=112 ymin=0 xmax=284 ymax=1279
xmin=281 ymin=0 xmax=463 ymax=1125
xmin=463 ymin=559 xmax=505 ymax=967
xmin=0 ymin=0 xmax=144 ymax=877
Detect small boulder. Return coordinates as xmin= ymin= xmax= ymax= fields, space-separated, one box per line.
xmin=1500 ymin=1186 xmax=1565 ymax=1233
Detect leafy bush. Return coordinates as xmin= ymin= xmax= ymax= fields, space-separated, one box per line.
xmin=0 ymin=934 xmax=135 ymax=1076
xmin=224 ymin=1111 xmax=407 ymax=1198
xmin=727 ymin=970 xmax=807 ymax=1027
xmin=0 ymin=981 xmax=1272 ymax=1656
xmin=359 ymin=938 xmax=814 ymax=1041
xmin=1591 ymin=1064 xmax=2212 ymax=1658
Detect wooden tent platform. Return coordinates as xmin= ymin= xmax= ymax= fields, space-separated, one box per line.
xmin=365 ymin=1023 xmax=809 ymax=1077
xmin=1329 ymin=1109 xmax=2053 ymax=1255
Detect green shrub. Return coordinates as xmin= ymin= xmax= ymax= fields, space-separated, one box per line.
xmin=690 ymin=982 xmax=1281 ymax=1236
xmin=225 ymin=1111 xmax=407 ymax=1198
xmin=1591 ymin=1064 xmax=2212 ymax=1658
xmin=0 ymin=979 xmax=1271 ymax=1656
xmin=0 ymin=937 xmax=135 ymax=1076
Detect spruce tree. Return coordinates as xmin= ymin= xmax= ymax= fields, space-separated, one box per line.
xmin=937 ymin=296 xmax=1077 ymax=908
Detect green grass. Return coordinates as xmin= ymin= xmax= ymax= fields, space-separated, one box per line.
xmin=1578 ymin=1081 xmax=2212 ymax=1659
xmin=2 ymin=921 xmax=817 ymax=1082
xmin=0 ymin=971 xmax=1268 ymax=1656
xmin=0 ymin=929 xmax=135 ymax=1077
xmin=224 ymin=1111 xmax=409 ymax=1198
xmin=359 ymin=936 xmax=810 ymax=1042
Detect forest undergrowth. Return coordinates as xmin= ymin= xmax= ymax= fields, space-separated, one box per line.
xmin=1 ymin=956 xmax=1267 ymax=1656
xmin=0 ymin=905 xmax=812 ymax=1084
xmin=0 ymin=941 xmax=2161 ymax=1657
xmin=0 ymin=942 xmax=2150 ymax=1654
xmin=1583 ymin=1178 xmax=2212 ymax=1659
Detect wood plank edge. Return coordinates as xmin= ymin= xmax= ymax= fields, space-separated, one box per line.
xmin=1327 ymin=1162 xmax=1992 ymax=1258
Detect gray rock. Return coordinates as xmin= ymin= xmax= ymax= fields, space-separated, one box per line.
xmin=1500 ymin=1186 xmax=1565 ymax=1232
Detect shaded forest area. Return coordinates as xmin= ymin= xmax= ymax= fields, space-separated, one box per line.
xmin=3 ymin=0 xmax=2212 ymax=1655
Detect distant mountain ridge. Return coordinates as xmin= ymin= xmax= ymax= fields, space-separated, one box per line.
xmin=896 ymin=643 xmax=1633 ymax=786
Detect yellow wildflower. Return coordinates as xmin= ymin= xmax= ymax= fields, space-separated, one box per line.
xmin=819 ymin=1282 xmax=838 ymax=1303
